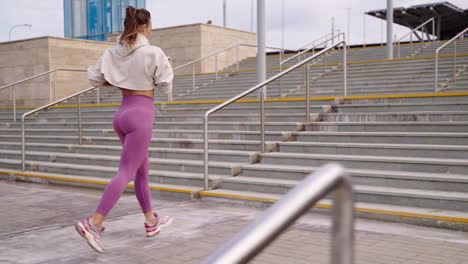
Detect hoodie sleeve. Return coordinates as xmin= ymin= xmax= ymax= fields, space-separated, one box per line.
xmin=87 ymin=56 xmax=107 ymax=87
xmin=153 ymin=48 xmax=174 ymax=95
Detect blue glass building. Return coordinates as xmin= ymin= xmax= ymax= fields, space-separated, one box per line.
xmin=64 ymin=0 xmax=146 ymax=41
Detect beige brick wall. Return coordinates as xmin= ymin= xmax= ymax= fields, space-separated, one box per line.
xmin=0 ymin=36 xmax=114 ymax=108
xmin=200 ymin=24 xmax=256 ymax=73
xmin=48 ymin=37 xmax=115 ymax=100
xmin=0 ymin=38 xmax=50 ymax=107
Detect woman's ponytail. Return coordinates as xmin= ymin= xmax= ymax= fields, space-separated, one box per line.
xmin=119 ymin=6 xmax=151 ymax=47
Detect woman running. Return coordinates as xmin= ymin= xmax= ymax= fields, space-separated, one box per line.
xmin=75 ymin=6 xmax=174 ymax=253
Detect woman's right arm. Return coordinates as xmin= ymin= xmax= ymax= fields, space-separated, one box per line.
xmin=153 ymin=48 xmax=174 ymax=95
xmin=87 ymin=56 xmax=107 ymax=87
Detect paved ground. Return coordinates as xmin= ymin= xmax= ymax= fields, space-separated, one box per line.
xmin=1 ymin=179 xmax=468 ymax=264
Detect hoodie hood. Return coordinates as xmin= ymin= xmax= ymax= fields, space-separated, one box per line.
xmin=115 ymin=33 xmax=149 ymax=57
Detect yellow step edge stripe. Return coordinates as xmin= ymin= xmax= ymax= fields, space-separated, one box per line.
xmin=177 ymin=52 xmax=468 ymax=77
xmin=199 ymin=191 xmax=468 ymax=224
xmin=5 ymin=92 xmax=468 ymax=110
xmin=1 ymin=172 xmax=467 ymax=223
xmin=166 ymin=92 xmax=468 ymax=105
xmin=261 ymin=38 xmax=468 ymax=57
xmin=0 ymin=171 xmax=194 ymax=194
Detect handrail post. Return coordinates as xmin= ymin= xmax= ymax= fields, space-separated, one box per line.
xmin=435 ymin=52 xmax=439 ymax=91
xmin=12 ymin=87 xmax=17 ymax=123
xmin=215 ymin=56 xmax=218 ymax=80
xmin=323 ymin=53 xmax=326 ymax=74
xmin=53 ymin=71 xmax=57 ymax=102
xmin=236 ymin=45 xmax=240 ymax=71
xmin=192 ymin=64 xmax=196 ymax=91
xmin=203 ymin=113 xmax=209 ymax=191
xmin=344 ymin=41 xmax=348 ymax=97
xmin=96 ymin=87 xmax=100 ymax=104
xmin=332 ymin=176 xmax=354 ymax=264
xmin=432 ymin=19 xmax=435 ymax=41
xmin=421 ymin=27 xmax=424 ymax=44
xmin=410 ymin=34 xmax=413 ymax=55
xmin=260 ymin=89 xmax=265 ymax=153
xmin=453 ymin=40 xmax=457 ymax=83
xmin=279 ymin=50 xmax=283 ymax=68
xmin=306 ymin=65 xmax=310 ymax=122
xmin=398 ymin=41 xmax=401 ymax=59
xmin=78 ymin=96 xmax=83 ymax=145
xmin=279 ymin=62 xmax=283 ymax=97
xmin=21 ymin=115 xmax=26 ymax=171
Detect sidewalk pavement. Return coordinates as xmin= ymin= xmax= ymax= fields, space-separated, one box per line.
xmin=0 ymin=179 xmax=467 ymax=264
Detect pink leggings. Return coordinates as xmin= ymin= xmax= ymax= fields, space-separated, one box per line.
xmin=96 ymin=94 xmax=155 ymax=216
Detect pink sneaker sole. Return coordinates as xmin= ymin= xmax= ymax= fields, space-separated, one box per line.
xmin=75 ymin=221 xmax=104 ymax=253
xmin=146 ymin=216 xmax=173 ymax=237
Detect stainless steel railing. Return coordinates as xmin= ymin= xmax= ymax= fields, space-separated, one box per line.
xmin=279 ymin=33 xmax=346 ymax=95
xmin=173 ymin=43 xmax=292 ymax=92
xmin=396 ymin=18 xmax=435 ymax=59
xmin=21 ymin=85 xmax=99 ymax=171
xmin=281 ymin=31 xmax=343 ymax=68
xmin=435 ymin=26 xmax=468 ymax=91
xmin=296 ymin=30 xmax=341 ymax=52
xmin=203 ymin=40 xmax=347 ymax=190
xmin=204 ymin=163 xmax=354 ymax=264
xmin=0 ymin=68 xmax=89 ymax=122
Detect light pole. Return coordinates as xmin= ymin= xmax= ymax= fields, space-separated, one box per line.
xmin=387 ymin=0 xmax=394 ymax=59
xmin=257 ymin=0 xmax=266 ymax=98
xmin=9 ymin=24 xmax=32 ymax=41
xmin=223 ymin=0 xmax=227 ymax=27
xmin=281 ymin=0 xmax=285 ymax=50
xmin=332 ymin=17 xmax=335 ymax=45
xmin=363 ymin=14 xmax=366 ymax=47
xmin=336 ymin=8 xmax=351 ymax=47
xmin=250 ymin=0 xmax=254 ymax=32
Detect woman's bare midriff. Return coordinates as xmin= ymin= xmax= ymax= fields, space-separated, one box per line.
xmin=119 ymin=88 xmax=154 ymax=98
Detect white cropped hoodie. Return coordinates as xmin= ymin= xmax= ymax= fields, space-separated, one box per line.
xmin=87 ymin=33 xmax=173 ymax=94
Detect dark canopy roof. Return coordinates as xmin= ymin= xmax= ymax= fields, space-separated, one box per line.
xmin=366 ymin=2 xmax=468 ymax=40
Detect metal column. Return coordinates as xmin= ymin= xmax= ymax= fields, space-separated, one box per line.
xmin=223 ymin=0 xmax=227 ymax=27
xmin=257 ymin=0 xmax=267 ymax=98
xmin=387 ymin=0 xmax=394 ymax=59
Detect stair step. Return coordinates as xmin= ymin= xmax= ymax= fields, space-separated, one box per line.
xmin=0 ymin=168 xmax=202 ymax=199
xmin=237 ymin=163 xmax=468 ymax=192
xmin=259 ymin=152 xmax=468 ymax=174
xmin=276 ymin=141 xmax=468 ymax=159
xmin=199 ymin=188 xmax=468 ymax=231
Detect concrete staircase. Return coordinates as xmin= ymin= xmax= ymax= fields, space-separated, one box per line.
xmin=62 ymin=39 xmax=468 ymax=104
xmin=1 ymin=38 xmax=468 ymax=231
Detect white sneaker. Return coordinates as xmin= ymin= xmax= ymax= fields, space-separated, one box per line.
xmin=75 ymin=218 xmax=105 ymax=253
xmin=145 ymin=213 xmax=173 ymax=237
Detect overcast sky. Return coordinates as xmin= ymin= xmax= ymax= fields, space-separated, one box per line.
xmin=1 ymin=0 xmax=467 ymax=49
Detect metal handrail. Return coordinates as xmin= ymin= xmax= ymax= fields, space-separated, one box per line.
xmin=172 ymin=43 xmax=293 ymax=92
xmin=397 ymin=18 xmax=435 ymax=58
xmin=435 ymin=26 xmax=468 ymax=91
xmin=281 ymin=33 xmax=345 ymax=68
xmin=203 ymin=40 xmax=347 ymax=190
xmin=204 ymin=163 xmax=354 ymax=264
xmin=21 ymin=85 xmax=99 ymax=171
xmin=297 ymin=30 xmax=341 ymax=51
xmin=279 ymin=33 xmax=345 ymax=96
xmin=0 ymin=68 xmax=89 ymax=122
